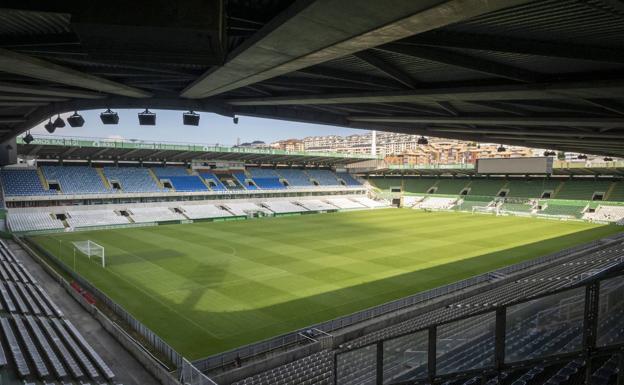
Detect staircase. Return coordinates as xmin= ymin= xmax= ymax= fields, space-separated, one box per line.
xmin=553 ymin=181 xmax=565 ymax=198
xmin=604 ymin=182 xmax=617 ymax=200
xmin=148 ymin=168 xmax=164 ymax=188
xmin=96 ymin=168 xmax=111 ymax=190
xmin=36 ymin=167 xmax=49 ymax=190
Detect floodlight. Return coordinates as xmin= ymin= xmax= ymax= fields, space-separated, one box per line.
xmin=604 ymin=157 xmax=613 ymax=161
xmin=497 ymin=145 xmax=506 ymax=152
xmin=100 ymin=109 xmax=119 ymax=124
xmin=67 ymin=111 xmax=85 ymax=127
xmin=138 ymin=108 xmax=156 ymax=125
xmin=183 ymin=111 xmax=200 ymax=126
xmin=44 ymin=118 xmax=56 ymax=133
xmin=417 ymin=136 xmax=428 ymax=145
xmin=23 ymin=132 xmax=34 ymax=144
xmin=577 ymin=154 xmax=587 ymax=160
xmin=233 ymin=116 xmax=239 ymax=124
xmin=53 ymin=114 xmax=65 ymax=128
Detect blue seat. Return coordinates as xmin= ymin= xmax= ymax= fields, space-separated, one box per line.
xmin=41 ymin=165 xmax=108 ymax=194
xmin=252 ymin=177 xmax=285 ymax=190
xmin=103 ymin=167 xmax=164 ymax=193
xmin=164 ymin=176 xmax=209 ymax=192
xmin=0 ymin=169 xmax=56 ymax=196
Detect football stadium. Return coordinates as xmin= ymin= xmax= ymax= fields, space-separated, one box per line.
xmin=1 ymin=2 xmax=624 ymax=385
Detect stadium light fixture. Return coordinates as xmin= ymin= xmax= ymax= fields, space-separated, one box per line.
xmin=138 ymin=108 xmax=156 ymax=125
xmin=44 ymin=118 xmax=56 ymax=133
xmin=577 ymin=154 xmax=588 ymax=160
xmin=23 ymin=132 xmax=34 ymax=144
xmin=604 ymin=157 xmax=613 ymax=161
xmin=497 ymin=145 xmax=506 ymax=152
xmin=417 ymin=136 xmax=428 ymax=145
xmin=100 ymin=109 xmax=119 ymax=124
xmin=183 ymin=111 xmax=200 ymax=126
xmin=67 ymin=111 xmax=85 ymax=127
xmin=233 ymin=116 xmax=239 ymax=124
xmin=53 ymin=114 xmax=66 ymax=128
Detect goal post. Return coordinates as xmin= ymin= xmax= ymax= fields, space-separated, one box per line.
xmin=72 ymin=240 xmax=106 ymax=267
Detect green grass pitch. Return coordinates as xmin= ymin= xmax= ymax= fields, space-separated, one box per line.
xmin=29 ymin=209 xmax=621 ymax=359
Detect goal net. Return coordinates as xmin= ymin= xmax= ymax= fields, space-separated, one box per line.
xmin=72 ymin=240 xmax=106 ymax=267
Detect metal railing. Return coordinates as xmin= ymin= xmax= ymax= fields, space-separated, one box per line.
xmin=334 ymin=264 xmax=624 ymax=385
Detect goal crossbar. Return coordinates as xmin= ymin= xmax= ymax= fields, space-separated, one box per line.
xmin=72 ymin=240 xmax=106 ymax=267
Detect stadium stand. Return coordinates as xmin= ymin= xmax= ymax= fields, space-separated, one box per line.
xmin=295 ymin=200 xmax=338 ymax=211
xmin=129 ymin=207 xmax=185 ymax=223
xmin=324 ymin=198 xmax=366 ymax=209
xmin=0 ymin=240 xmax=119 ymax=383
xmin=499 ymin=202 xmax=534 ymax=214
xmin=41 ymin=165 xmax=109 ymax=194
xmin=0 ymin=169 xmax=54 ymax=197
xmin=505 ymin=179 xmax=561 ymax=198
xmin=555 ymin=179 xmax=612 ymax=200
xmin=103 ymin=166 xmax=163 ymax=193
xmin=351 ymin=196 xmax=390 ymax=208
xmin=466 ymin=179 xmax=506 ymax=196
xmin=276 ymin=169 xmax=314 ymax=187
xmin=607 ymin=181 xmax=624 ymax=202
xmin=151 ymin=166 xmax=190 ymax=177
xmin=306 ymin=169 xmax=341 ymax=186
xmin=7 ymin=212 xmax=64 ymax=232
xmin=180 ymin=204 xmax=233 ymax=219
xmin=248 ymin=168 xmax=280 ymax=178
xmin=417 ymin=196 xmax=457 ymax=210
xmin=233 ymin=172 xmax=257 ymax=190
xmin=200 ymin=172 xmax=228 ymax=191
xmin=261 ymin=201 xmax=308 ymax=213
xmin=454 ymin=196 xmax=494 ymax=212
xmin=538 ymin=202 xmax=586 ymax=218
xmin=335 ymin=172 xmax=362 ymax=186
xmin=163 ymin=176 xmax=209 ymax=192
xmin=584 ymin=205 xmax=624 ymax=223
xmin=252 ymin=178 xmax=285 ymax=190
xmin=368 ymin=177 xmax=402 ymax=192
xmin=223 ymin=202 xmax=272 ymax=216
xmin=434 ymin=178 xmax=470 ymax=194
xmin=66 ymin=210 xmax=129 ymax=228
xmin=402 ymin=178 xmax=435 ymax=194
xmin=402 ymin=196 xmax=424 ymax=207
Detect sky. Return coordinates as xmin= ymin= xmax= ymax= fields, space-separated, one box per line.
xmin=30 ymin=109 xmax=367 ymax=145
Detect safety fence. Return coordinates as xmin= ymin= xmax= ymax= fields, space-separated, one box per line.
xmin=334 ymin=265 xmax=624 ymax=385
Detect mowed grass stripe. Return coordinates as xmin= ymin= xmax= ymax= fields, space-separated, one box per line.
xmin=31 ymin=209 xmax=621 ymax=358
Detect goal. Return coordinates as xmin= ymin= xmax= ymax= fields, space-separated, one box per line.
xmin=72 ymin=240 xmax=106 ymax=267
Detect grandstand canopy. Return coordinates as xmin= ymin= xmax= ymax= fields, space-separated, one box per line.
xmin=1 ymin=1 xmax=624 ymax=156
xmin=17 ymin=136 xmax=376 ymax=165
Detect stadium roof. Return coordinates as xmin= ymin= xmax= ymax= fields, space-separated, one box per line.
xmin=1 ymin=1 xmax=624 ymax=156
xmin=17 ymin=136 xmax=377 ymax=165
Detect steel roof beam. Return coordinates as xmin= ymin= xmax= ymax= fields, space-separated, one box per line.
xmin=377 ymin=44 xmax=541 ymax=83
xmin=0 ymin=48 xmax=152 ymax=98
xmin=403 ymin=31 xmax=624 ymax=64
xmin=0 ymin=81 xmax=107 ymax=100
xmin=181 ymin=0 xmax=534 ymax=98
xmin=226 ymin=78 xmax=624 ymax=106
xmin=347 ymin=115 xmax=624 ymax=129
xmin=353 ymin=51 xmax=418 ymax=89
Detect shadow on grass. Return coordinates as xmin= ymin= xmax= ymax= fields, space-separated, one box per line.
xmin=29 ymin=223 xmax=622 ymax=359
